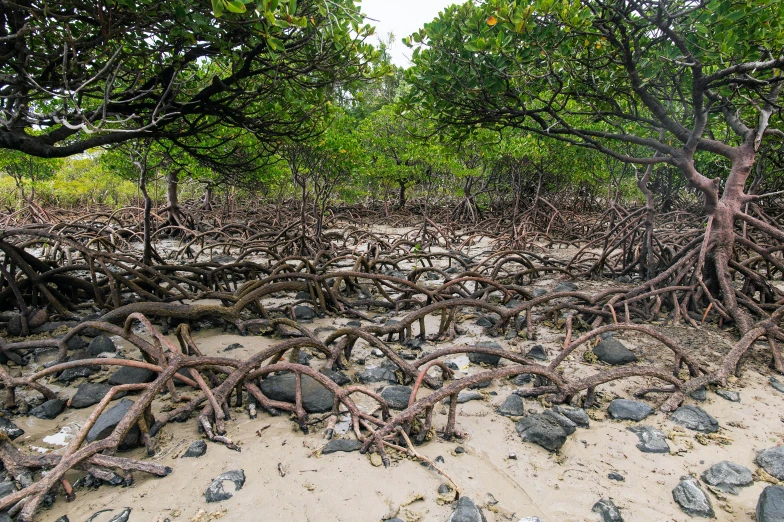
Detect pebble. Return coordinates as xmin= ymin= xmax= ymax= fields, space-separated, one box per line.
xmin=447 ymin=496 xmax=484 ymax=522
xmin=205 ymin=469 xmax=245 ymax=503
xmin=322 ymin=439 xmax=363 ymax=454
xmin=496 ymin=394 xmax=525 ymax=416
xmin=182 ymin=440 xmax=207 ymax=458
xmin=592 ymin=498 xmax=624 ymax=522
xmin=608 ymin=473 xmax=625 ymax=482
xmin=607 ymin=399 xmax=654 ymax=421
xmin=715 ymin=389 xmax=740 ymax=402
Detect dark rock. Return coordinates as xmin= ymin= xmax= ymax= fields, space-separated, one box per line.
xmin=607 ymin=399 xmax=654 ymax=421
xmin=542 ymin=409 xmax=577 ymax=435
xmin=475 ymin=316 xmax=495 ymax=328
xmin=357 ymin=361 xmax=398 ymax=384
xmin=108 ymin=366 xmax=156 ymax=385
xmin=260 ymin=373 xmax=334 ymax=413
xmin=295 ymin=290 xmax=312 ymax=300
xmin=593 ymin=338 xmax=638 ymax=365
xmin=86 ymin=398 xmax=152 ymax=450
xmin=446 ymin=361 xmax=459 ymax=371
xmin=183 ymin=440 xmax=207 ymax=458
xmin=205 ymin=469 xmax=245 ymax=503
xmin=627 ymin=426 xmax=670 ymax=453
xmin=53 ymin=517 xmax=68 ymax=522
xmin=444 ymin=390 xmax=483 ymax=404
xmin=553 ymin=282 xmax=578 ymax=293
xmin=497 ymin=394 xmax=525 ymax=416
xmin=615 ymin=275 xmax=632 ymax=283
xmin=468 ymin=379 xmax=491 ymax=390
xmin=0 ymin=480 xmax=17 ymax=499
xmin=0 ymin=417 xmax=24 ymax=440
xmin=532 ymin=288 xmax=547 ymax=297
xmin=57 ymin=364 xmax=98 ymax=383
xmin=468 ymin=341 xmax=503 ymax=366
xmin=297 ymin=350 xmax=312 ymax=366
xmin=526 ymin=345 xmax=547 ymax=361
xmin=552 ymin=406 xmax=590 ymax=428
xmin=224 ymin=342 xmax=244 ymax=351
xmin=599 ymin=331 xmax=617 ymax=340
xmin=320 ymin=368 xmax=351 ymax=386
xmin=592 ymin=499 xmax=624 ymax=522
xmin=381 ymin=386 xmax=413 ymax=410
xmin=447 ymin=496 xmax=486 ymax=522
xmin=105 ymin=508 xmax=131 ymax=522
xmin=322 ymin=439 xmax=363 ymax=454
xmin=405 ymin=338 xmax=426 ymax=350
xmin=512 ymin=374 xmax=534 ymax=385
xmin=771 ymin=377 xmax=784 ymax=394
xmin=700 ymin=461 xmax=753 ymax=494
xmin=64 ymin=335 xmax=88 ymax=351
xmin=756 ymin=446 xmax=784 ymax=480
xmin=293 ymin=306 xmax=316 ymax=320
xmin=672 ymin=477 xmax=714 ymax=518
xmin=516 ymin=413 xmax=568 ymax=451
xmin=690 ymin=386 xmax=707 ymax=402
xmin=756 ymin=485 xmax=784 ymax=522
xmin=6 ymin=314 xmax=23 ymax=336
xmin=716 ymin=389 xmax=740 ymax=402
xmin=438 ymin=483 xmax=451 ymax=494
xmin=29 ymin=399 xmax=66 ymax=420
xmin=346 ymin=320 xmax=361 ymax=328
xmin=608 ymin=473 xmax=624 ymax=482
xmin=670 ymin=405 xmax=719 ymax=433
xmin=88 ymin=335 xmax=116 ymax=356
xmin=71 ymin=383 xmax=122 ymax=409
xmin=454 ymin=446 xmax=465 ymax=454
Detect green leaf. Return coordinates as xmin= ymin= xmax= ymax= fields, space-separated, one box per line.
xmin=226 ymin=0 xmax=246 ymax=14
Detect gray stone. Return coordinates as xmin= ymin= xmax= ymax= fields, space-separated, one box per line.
xmin=553 ymin=406 xmax=590 ymax=428
xmin=88 ymin=335 xmax=116 ymax=356
xmin=690 ymin=386 xmax=707 ymax=402
xmin=593 ymin=339 xmax=638 ymax=365
xmin=320 ymin=368 xmax=351 ymax=386
xmin=670 ymin=405 xmax=719 ymax=433
xmin=526 ymin=345 xmax=548 ymax=361
xmin=29 ymin=399 xmax=66 ymax=420
xmin=64 ymin=335 xmax=88 ymax=351
xmin=592 ymin=498 xmax=624 ymax=522
xmin=57 ymin=365 xmax=98 ymax=383
xmin=512 ymin=373 xmax=534 ymax=385
xmin=608 ymin=473 xmax=624 ymax=482
xmin=259 ymin=373 xmax=334 ymax=413
xmin=468 ymin=379 xmax=491 ymax=390
xmin=0 ymin=417 xmax=24 ymax=440
xmin=86 ymin=398 xmax=151 ymax=449
xmin=381 ymin=386 xmax=413 ymax=410
xmin=447 ymin=390 xmax=484 ymax=404
xmin=447 ymin=496 xmax=486 ymax=522
xmin=71 ymin=383 xmax=123 ymax=409
xmin=6 ymin=314 xmax=22 ymax=337
xmin=771 ymin=377 xmax=784 ymax=394
xmin=627 ymin=426 xmax=670 ymax=453
xmin=518 ymin=519 xmax=543 ymax=522
xmin=106 ymin=508 xmax=131 ymax=522
xmin=716 ymin=389 xmax=740 ymax=402
xmin=183 ymin=440 xmax=207 ymax=458
xmin=224 ymin=342 xmax=244 ymax=351
xmin=553 ymin=282 xmax=578 ymax=293
xmin=295 ymin=291 xmax=312 ymax=300
xmin=0 ymin=480 xmax=17 ymax=499
xmin=700 ymin=461 xmax=753 ymax=494
xmin=205 ymin=469 xmax=245 ymax=503
xmin=438 ymin=483 xmax=451 ymax=494
xmin=322 ymin=439 xmax=363 ymax=454
xmin=756 ymin=446 xmax=784 ymax=480
xmin=516 ymin=413 xmax=568 ymax=452
xmin=357 ymin=362 xmax=398 ymax=384
xmin=543 ymin=409 xmax=577 ymax=435
xmin=672 ymin=477 xmax=714 ymax=518
xmin=468 ymin=341 xmax=503 ymax=366
xmin=608 ymin=399 xmax=654 ymax=421
xmin=756 ymin=486 xmax=784 ymax=522
xmin=475 ymin=316 xmax=495 ymax=328
xmin=294 ymin=306 xmax=316 ymax=320
xmin=497 ymin=394 xmax=525 ymax=416
xmin=108 ymin=366 xmax=156 ymax=385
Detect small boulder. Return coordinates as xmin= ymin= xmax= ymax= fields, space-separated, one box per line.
xmin=447 ymin=496 xmax=486 ymax=522
xmin=321 ymin=439 xmax=363 ymax=454
xmin=526 ymin=345 xmax=548 ymax=361
xmin=552 ymin=406 xmax=590 ymax=428
xmin=543 ymin=409 xmax=577 ymax=435
xmin=86 ymin=398 xmax=153 ymax=450
xmin=0 ymin=417 xmax=24 ymax=440
xmin=756 ymin=485 xmax=784 ymax=522
xmin=467 ymin=341 xmax=503 ymax=367
xmin=182 ymin=440 xmax=207 ymax=458
xmin=689 ymin=386 xmax=707 ymax=402
xmin=607 ymin=399 xmax=654 ymax=421
xmin=670 ymin=405 xmax=719 ymax=433
xmin=700 ymin=461 xmax=753 ymax=494
xmin=259 ymin=373 xmax=334 ymax=413
xmin=444 ymin=390 xmax=484 ymax=404
xmin=627 ymin=426 xmax=669 ymax=454
xmin=553 ymin=282 xmax=578 ymax=293
xmin=88 ymin=335 xmax=115 ymax=356
xmin=771 ymin=377 xmax=784 ymax=394
xmin=205 ymin=469 xmax=245 ymax=503
xmin=293 ymin=306 xmax=316 ymax=321
xmin=320 ymin=368 xmax=351 ymax=386
xmin=29 ymin=399 xmax=66 ymax=420
xmin=497 ymin=394 xmax=525 ymax=417
xmin=592 ymin=499 xmax=624 ymax=522
xmin=357 ymin=362 xmax=398 ymax=384
xmin=475 ymin=316 xmax=495 ymax=328
xmin=224 ymin=343 xmax=244 ymax=351
xmin=71 ymin=383 xmax=121 ymax=409
xmin=57 ymin=365 xmax=98 ymax=383
xmin=593 ymin=338 xmax=637 ymax=365
xmin=381 ymin=386 xmax=413 ymax=410
xmin=0 ymin=480 xmax=17 ymax=500
xmin=516 ymin=413 xmax=568 ymax=452
xmin=756 ymin=446 xmax=784 ymax=480
xmin=716 ymin=389 xmax=740 ymax=402
xmin=672 ymin=477 xmax=714 ymax=518
xmin=108 ymin=366 xmax=156 ymax=385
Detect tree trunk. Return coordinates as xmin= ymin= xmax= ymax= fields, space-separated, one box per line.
xmin=201 ymin=184 xmax=214 ymax=211
xmin=165 ymin=170 xmax=180 ymax=227
xmin=140 ymin=177 xmax=153 ymax=266
xmin=397 ymin=180 xmax=406 ymax=210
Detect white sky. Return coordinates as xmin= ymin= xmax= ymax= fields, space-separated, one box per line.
xmin=360 ymin=0 xmax=459 ymax=68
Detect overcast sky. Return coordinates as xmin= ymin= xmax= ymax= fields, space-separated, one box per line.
xmin=360 ymin=0 xmax=459 ymax=68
